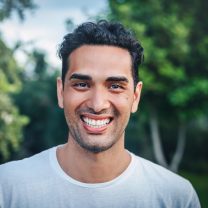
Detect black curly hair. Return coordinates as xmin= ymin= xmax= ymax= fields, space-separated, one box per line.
xmin=58 ymin=20 xmax=144 ymax=87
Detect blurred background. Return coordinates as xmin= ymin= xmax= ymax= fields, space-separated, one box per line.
xmin=0 ymin=0 xmax=207 ymax=206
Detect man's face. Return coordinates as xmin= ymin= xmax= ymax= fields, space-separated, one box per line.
xmin=57 ymin=45 xmax=142 ymax=153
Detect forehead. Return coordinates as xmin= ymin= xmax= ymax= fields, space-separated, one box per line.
xmin=67 ymin=45 xmax=132 ymax=80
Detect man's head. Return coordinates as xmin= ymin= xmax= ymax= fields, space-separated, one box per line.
xmin=58 ymin=20 xmax=144 ymax=87
xmin=57 ymin=20 xmax=143 ymax=154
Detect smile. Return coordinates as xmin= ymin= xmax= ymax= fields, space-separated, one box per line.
xmin=80 ymin=115 xmax=113 ymax=133
xmin=81 ymin=116 xmax=111 ymax=128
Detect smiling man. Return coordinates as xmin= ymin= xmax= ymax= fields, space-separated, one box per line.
xmin=0 ymin=20 xmax=200 ymax=207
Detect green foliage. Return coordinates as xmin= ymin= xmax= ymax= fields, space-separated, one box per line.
xmin=0 ymin=38 xmax=21 ymax=92
xmin=0 ymin=0 xmax=36 ymax=162
xmin=0 ymin=38 xmax=28 ymax=161
xmin=0 ymin=0 xmax=37 ymax=21
xmin=0 ymin=93 xmax=28 ymax=160
xmin=13 ymin=50 xmax=68 ymax=158
xmin=0 ymin=0 xmax=36 ymax=160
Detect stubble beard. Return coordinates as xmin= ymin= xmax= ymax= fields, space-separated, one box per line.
xmin=65 ymin=108 xmax=126 ymax=154
xmin=69 ymin=127 xmax=117 ymax=153
xmin=67 ymin=120 xmax=124 ymax=154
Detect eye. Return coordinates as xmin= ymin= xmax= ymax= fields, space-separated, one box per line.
xmin=111 ymin=84 xmax=120 ymax=89
xmin=72 ymin=82 xmax=89 ymax=90
xmin=110 ymin=83 xmax=125 ymax=91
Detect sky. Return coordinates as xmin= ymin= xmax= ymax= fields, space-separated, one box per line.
xmin=0 ymin=0 xmax=108 ymax=68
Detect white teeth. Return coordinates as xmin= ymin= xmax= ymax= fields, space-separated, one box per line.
xmin=82 ymin=117 xmax=110 ymax=128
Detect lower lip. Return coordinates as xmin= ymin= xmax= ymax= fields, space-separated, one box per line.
xmin=82 ymin=122 xmax=109 ymax=134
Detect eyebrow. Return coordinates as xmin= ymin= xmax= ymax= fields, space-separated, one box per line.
xmin=69 ymin=73 xmax=92 ymax=81
xmin=69 ymin=73 xmax=129 ymax=83
xmin=106 ymin=76 xmax=129 ymax=83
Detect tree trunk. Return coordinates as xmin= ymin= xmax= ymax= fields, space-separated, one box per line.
xmin=149 ymin=112 xmax=168 ymax=168
xmin=149 ymin=111 xmax=186 ymax=173
xmin=169 ymin=123 xmax=186 ymax=172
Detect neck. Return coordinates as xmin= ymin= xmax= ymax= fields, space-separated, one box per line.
xmin=56 ymin=138 xmax=131 ymax=183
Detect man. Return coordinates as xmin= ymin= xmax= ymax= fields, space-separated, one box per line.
xmin=0 ymin=20 xmax=200 ymax=208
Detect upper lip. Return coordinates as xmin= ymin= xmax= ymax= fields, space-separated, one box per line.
xmin=80 ymin=113 xmax=113 ymax=121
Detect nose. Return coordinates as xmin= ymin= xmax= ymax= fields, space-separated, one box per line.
xmin=86 ymin=87 xmax=110 ymax=113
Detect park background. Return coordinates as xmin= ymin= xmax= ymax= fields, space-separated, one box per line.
xmin=0 ymin=0 xmax=207 ymax=207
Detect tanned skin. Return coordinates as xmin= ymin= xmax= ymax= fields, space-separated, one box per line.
xmin=56 ymin=45 xmax=142 ymax=183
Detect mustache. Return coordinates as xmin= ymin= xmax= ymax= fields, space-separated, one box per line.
xmin=77 ymin=107 xmax=119 ymax=116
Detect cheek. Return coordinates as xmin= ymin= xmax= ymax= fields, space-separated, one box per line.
xmin=63 ymin=90 xmax=88 ymax=111
xmin=111 ymin=94 xmax=132 ymax=113
xmin=124 ymin=94 xmax=129 ymax=101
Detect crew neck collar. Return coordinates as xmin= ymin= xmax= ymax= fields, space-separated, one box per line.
xmin=49 ymin=146 xmax=138 ymax=188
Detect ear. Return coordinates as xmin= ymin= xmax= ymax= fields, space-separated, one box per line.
xmin=57 ymin=77 xmax=64 ymax=108
xmin=131 ymin=81 xmax=143 ymax=113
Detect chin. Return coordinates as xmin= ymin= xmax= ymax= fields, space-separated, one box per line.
xmin=78 ymin=141 xmax=115 ymax=154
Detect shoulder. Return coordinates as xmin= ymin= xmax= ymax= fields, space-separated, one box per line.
xmin=0 ymin=147 xmax=53 ymax=183
xmin=135 ymin=155 xmax=191 ymax=189
xmin=132 ymin=154 xmax=200 ymax=207
xmin=136 ymin=156 xmax=186 ymax=181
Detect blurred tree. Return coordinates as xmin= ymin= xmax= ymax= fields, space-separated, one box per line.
xmin=108 ymin=0 xmax=208 ymax=172
xmin=65 ymin=18 xmax=75 ymax=32
xmin=0 ymin=38 xmax=28 ymax=161
xmin=0 ymin=0 xmax=36 ymax=162
xmin=0 ymin=0 xmax=36 ymax=21
xmin=13 ymin=49 xmax=68 ymax=159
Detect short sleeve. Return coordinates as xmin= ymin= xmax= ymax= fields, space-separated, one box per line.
xmin=185 ymin=183 xmax=201 ymax=208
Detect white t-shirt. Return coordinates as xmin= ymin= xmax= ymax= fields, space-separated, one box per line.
xmin=0 ymin=146 xmax=201 ymax=208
